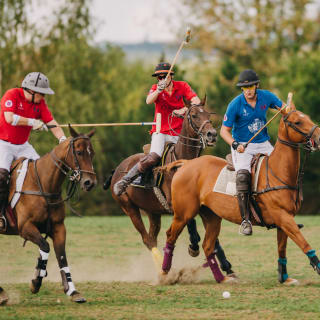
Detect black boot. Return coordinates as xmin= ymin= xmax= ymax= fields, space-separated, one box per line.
xmin=0 ymin=169 xmax=9 ymax=232
xmin=236 ymin=169 xmax=252 ymax=236
xmin=113 ymin=164 xmax=141 ymax=196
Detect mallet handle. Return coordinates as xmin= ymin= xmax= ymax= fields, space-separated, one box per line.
xmin=47 ymin=122 xmax=156 ymax=129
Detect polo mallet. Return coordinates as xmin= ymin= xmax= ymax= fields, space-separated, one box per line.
xmin=243 ymin=92 xmax=293 ymax=148
xmin=164 ymin=27 xmax=192 ymax=84
xmin=46 ymin=113 xmax=162 ymax=131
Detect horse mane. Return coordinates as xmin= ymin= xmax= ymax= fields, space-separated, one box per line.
xmin=155 ymin=159 xmax=189 ymax=174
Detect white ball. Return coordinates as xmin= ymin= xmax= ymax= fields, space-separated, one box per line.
xmin=222 ymin=291 xmax=231 ymax=299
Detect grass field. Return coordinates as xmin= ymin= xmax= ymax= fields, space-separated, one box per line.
xmin=1 ymin=215 xmax=320 ymax=319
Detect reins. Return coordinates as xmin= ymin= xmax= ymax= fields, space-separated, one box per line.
xmin=255 ymin=111 xmax=318 ymax=208
xmin=168 ymin=104 xmax=213 ymax=151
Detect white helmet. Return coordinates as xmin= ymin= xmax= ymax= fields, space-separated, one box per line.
xmin=22 ymin=72 xmax=54 ymax=95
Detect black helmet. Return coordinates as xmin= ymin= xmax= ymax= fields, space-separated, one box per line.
xmin=152 ymin=62 xmax=174 ymax=77
xmin=236 ymin=69 xmax=260 ymax=87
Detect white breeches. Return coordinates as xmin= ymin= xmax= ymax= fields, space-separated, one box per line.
xmin=0 ymin=140 xmax=40 ymax=171
xmin=150 ymin=133 xmax=179 ymax=157
xmin=231 ymin=140 xmax=273 ymax=172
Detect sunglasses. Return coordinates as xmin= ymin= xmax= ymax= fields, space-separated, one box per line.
xmin=241 ymin=85 xmax=256 ymax=91
xmin=157 ymin=75 xmax=167 ymax=80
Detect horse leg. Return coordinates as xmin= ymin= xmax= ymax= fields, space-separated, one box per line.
xmin=120 ymin=202 xmax=154 ymax=250
xmin=277 ymin=228 xmax=298 ymax=285
xmin=147 ymin=213 xmax=163 ymax=271
xmin=187 ymin=218 xmax=201 ymax=257
xmin=199 ymin=210 xmax=225 ymax=283
xmin=51 ymin=221 xmax=85 ymax=303
xmin=20 ymin=222 xmax=50 ymax=294
xmin=214 ymin=239 xmax=235 ymax=276
xmin=0 ymin=287 xmax=8 ymax=305
xmin=277 ymin=212 xmax=320 ymax=276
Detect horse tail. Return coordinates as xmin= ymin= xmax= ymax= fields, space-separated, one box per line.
xmin=103 ymin=169 xmax=115 ymax=190
xmin=156 ymin=160 xmax=188 ymax=174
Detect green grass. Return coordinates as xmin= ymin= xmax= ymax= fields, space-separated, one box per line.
xmin=1 ymin=215 xmax=320 ymax=319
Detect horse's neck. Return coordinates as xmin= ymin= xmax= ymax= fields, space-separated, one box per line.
xmin=174 ymin=122 xmax=200 ymax=160
xmin=35 ymin=145 xmax=67 ymax=192
xmin=268 ymin=140 xmax=300 ymax=185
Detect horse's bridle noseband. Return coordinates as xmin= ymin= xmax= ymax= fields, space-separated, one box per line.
xmin=279 ymin=110 xmax=319 ymax=151
xmin=51 ymin=136 xmax=96 ymax=182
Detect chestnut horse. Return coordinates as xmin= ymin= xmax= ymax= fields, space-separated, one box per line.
xmin=162 ymin=104 xmax=320 ymax=284
xmin=0 ymin=126 xmax=96 ymax=305
xmin=106 ymin=98 xmax=234 ymax=274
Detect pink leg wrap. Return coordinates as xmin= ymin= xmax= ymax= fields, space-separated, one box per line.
xmin=207 ymin=253 xmax=224 ymax=283
xmin=162 ymin=242 xmax=175 ymax=273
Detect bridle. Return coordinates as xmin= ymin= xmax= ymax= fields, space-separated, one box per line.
xmin=278 ymin=110 xmax=318 ymax=151
xmin=50 ymin=136 xmax=96 ymax=182
xmin=168 ymin=104 xmax=215 ymax=149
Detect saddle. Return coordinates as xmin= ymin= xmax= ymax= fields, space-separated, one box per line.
xmin=130 ymin=143 xmax=176 ymax=213
xmin=224 ymin=153 xmax=277 ymax=229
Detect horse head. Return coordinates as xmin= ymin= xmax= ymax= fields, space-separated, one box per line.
xmin=57 ymin=126 xmax=97 ymax=191
xmin=182 ymin=95 xmax=217 ymax=146
xmin=279 ymin=103 xmax=320 ymax=151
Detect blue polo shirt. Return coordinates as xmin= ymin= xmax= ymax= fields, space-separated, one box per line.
xmin=222 ymin=89 xmax=282 ymax=143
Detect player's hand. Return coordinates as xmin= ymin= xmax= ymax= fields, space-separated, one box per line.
xmin=32 ymin=119 xmax=48 ymax=131
xmin=157 ymin=79 xmax=166 ymax=93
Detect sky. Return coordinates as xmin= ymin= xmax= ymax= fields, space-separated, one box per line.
xmin=29 ymin=0 xmax=187 ymax=44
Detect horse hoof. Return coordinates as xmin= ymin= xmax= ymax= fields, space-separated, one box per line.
xmin=221 ymin=276 xmax=238 ymax=283
xmin=283 ymin=278 xmax=299 ymax=286
xmin=188 ymin=246 xmax=200 ymax=257
xmin=226 ymin=272 xmax=238 ymax=278
xmin=30 ymin=279 xmax=41 ymax=294
xmin=0 ymin=288 xmax=8 ymax=305
xmin=71 ymin=291 xmax=86 ymax=303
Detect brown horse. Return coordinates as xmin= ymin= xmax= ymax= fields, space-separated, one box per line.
xmin=0 ymin=126 xmax=96 ymax=305
xmin=161 ymin=103 xmax=320 ymax=284
xmin=105 ymin=98 xmax=234 ymax=274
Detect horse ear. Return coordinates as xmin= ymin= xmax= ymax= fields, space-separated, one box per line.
xmin=87 ymin=128 xmax=96 ymax=138
xmin=183 ymin=96 xmax=192 ymax=109
xmin=200 ymin=94 xmax=207 ymax=106
xmin=68 ymin=124 xmax=79 ymax=138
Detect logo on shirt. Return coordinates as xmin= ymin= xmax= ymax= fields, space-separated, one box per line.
xmin=243 ymin=109 xmax=249 ymax=117
xmin=4 ymin=100 xmax=12 ymax=108
xmin=175 ymin=94 xmax=182 ymax=100
xmin=223 ymin=114 xmax=228 ymax=122
xmin=248 ymin=118 xmax=264 ymax=133
xmin=18 ymin=103 xmax=24 ymax=110
xmin=260 ymin=104 xmax=266 ymax=110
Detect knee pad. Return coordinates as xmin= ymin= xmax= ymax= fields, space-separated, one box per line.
xmin=236 ymin=169 xmax=251 ymax=193
xmin=0 ymin=169 xmax=9 ymax=195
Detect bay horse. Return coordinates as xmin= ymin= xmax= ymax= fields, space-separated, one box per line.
xmin=0 ymin=126 xmax=96 ymax=305
xmin=105 ymin=97 xmax=234 ymax=275
xmin=161 ymin=103 xmax=320 ymax=284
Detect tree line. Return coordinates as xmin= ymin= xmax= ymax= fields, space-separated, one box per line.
xmin=1 ymin=0 xmax=320 ymax=214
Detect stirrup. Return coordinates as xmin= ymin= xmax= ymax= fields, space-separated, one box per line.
xmin=239 ymin=220 xmax=252 ymax=236
xmin=0 ymin=216 xmax=7 ymax=232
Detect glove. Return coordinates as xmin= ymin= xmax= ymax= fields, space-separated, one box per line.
xmin=157 ymin=79 xmax=166 ymax=93
xmin=59 ymin=136 xmax=67 ymax=144
xmin=32 ymin=119 xmax=48 ymax=131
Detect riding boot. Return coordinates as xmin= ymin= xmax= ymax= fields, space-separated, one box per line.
xmin=113 ymin=152 xmax=161 ymax=196
xmin=236 ymin=169 xmax=252 ymax=236
xmin=0 ymin=169 xmax=9 ymax=232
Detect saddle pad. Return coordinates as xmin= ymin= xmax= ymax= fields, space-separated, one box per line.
xmin=212 ymin=165 xmax=237 ymax=196
xmin=212 ymin=156 xmax=265 ymax=196
xmin=11 ymin=159 xmax=29 ymax=209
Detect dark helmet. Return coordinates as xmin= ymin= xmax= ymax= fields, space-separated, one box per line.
xmin=236 ymin=69 xmax=260 ymax=87
xmin=22 ymin=72 xmax=55 ymax=95
xmin=152 ymin=62 xmax=174 ymax=77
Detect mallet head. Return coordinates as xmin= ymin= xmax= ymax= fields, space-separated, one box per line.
xmin=185 ymin=27 xmax=191 ymax=43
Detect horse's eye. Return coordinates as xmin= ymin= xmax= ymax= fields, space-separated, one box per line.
xmin=294 ymin=121 xmax=301 ymax=125
xmin=192 ymin=114 xmax=197 ymax=119
xmin=76 ymin=151 xmax=83 ymax=156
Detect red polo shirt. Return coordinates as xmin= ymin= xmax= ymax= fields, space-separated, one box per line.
xmin=0 ymin=88 xmax=53 ymax=144
xmin=149 ymin=81 xmax=197 ymax=135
